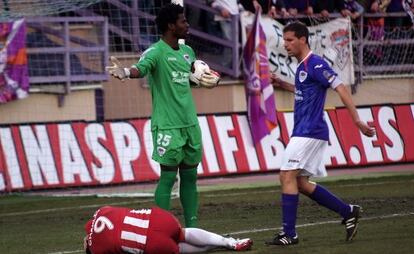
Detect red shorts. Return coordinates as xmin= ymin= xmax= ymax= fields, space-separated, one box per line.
xmin=145 ymin=207 xmax=185 ymax=254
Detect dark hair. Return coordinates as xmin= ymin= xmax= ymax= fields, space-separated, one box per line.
xmin=283 ymin=21 xmax=309 ymax=44
xmin=155 ymin=3 xmax=184 ymax=34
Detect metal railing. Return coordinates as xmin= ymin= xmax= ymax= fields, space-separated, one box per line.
xmin=354 ymin=12 xmax=414 ymax=80
xmin=23 ymin=1 xmax=413 ymax=92
xmin=183 ymin=0 xmax=241 ymax=77
xmin=180 ymin=3 xmax=414 ymax=81
xmin=26 ymin=16 xmax=108 ymax=93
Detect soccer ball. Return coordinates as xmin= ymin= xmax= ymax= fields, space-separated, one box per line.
xmin=191 ymin=60 xmax=210 ymax=81
xmin=190 ymin=60 xmax=220 ymax=88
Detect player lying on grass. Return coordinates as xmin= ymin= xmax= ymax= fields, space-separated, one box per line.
xmin=84 ymin=206 xmax=253 ymax=254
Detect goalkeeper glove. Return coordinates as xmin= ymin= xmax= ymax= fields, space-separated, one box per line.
xmin=105 ymin=56 xmax=130 ymax=80
xmin=190 ymin=60 xmax=220 ymax=88
xmin=198 ymin=70 xmax=220 ymax=88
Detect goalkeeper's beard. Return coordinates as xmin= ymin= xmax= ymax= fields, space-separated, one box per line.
xmin=174 ymin=29 xmax=189 ymax=40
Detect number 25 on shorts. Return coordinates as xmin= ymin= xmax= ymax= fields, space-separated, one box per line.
xmin=157 ymin=133 xmax=172 ymax=147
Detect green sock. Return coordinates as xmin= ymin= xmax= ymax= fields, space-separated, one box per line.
xmin=154 ymin=170 xmax=177 ymax=210
xmin=179 ymin=168 xmax=199 ymax=227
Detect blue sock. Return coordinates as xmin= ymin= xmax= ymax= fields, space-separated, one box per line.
xmin=309 ymin=185 xmax=351 ymax=218
xmin=281 ymin=193 xmax=299 ymax=238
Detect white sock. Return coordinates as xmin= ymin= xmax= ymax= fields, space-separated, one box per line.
xmin=178 ymin=242 xmax=215 ymax=253
xmin=184 ymin=228 xmax=234 ymax=249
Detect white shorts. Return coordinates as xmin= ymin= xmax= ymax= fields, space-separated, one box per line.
xmin=281 ymin=136 xmax=328 ymax=177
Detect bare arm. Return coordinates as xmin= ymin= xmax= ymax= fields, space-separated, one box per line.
xmin=129 ymin=67 xmax=141 ymax=78
xmin=335 ymin=84 xmax=376 ymax=137
xmin=270 ymin=73 xmax=295 ymax=93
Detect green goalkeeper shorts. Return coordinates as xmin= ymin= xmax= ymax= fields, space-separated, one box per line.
xmin=152 ymin=124 xmax=202 ymax=166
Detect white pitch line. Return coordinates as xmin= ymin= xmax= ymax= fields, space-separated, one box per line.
xmin=204 ymin=189 xmax=277 ymax=198
xmin=227 ymin=211 xmax=414 ymax=235
xmin=1 ymin=195 xmax=181 ymax=217
xmin=45 ymin=211 xmax=414 ymax=254
xmin=1 ymin=201 xmax=147 ymax=217
xmin=48 ymin=251 xmax=83 ymax=254
xmin=203 ymin=180 xmax=413 ymax=198
xmin=2 ymin=180 xmax=413 ymax=217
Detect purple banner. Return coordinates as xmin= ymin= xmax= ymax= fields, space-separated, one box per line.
xmin=0 ymin=19 xmax=29 ymax=103
xmin=242 ymin=12 xmax=277 ymax=144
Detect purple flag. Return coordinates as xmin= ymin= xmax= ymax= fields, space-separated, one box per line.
xmin=242 ymin=12 xmax=277 ymax=144
xmin=0 ymin=19 xmax=29 ymax=104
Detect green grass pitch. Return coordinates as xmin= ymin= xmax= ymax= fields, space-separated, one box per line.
xmin=1 ymin=173 xmax=414 ymax=254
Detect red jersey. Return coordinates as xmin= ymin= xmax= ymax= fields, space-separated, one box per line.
xmin=85 ymin=206 xmax=183 ymax=254
xmin=85 ymin=206 xmax=152 ymax=254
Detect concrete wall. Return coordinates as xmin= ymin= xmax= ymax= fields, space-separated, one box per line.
xmin=336 ymin=79 xmax=414 ymax=106
xmin=273 ymin=78 xmax=414 ymax=111
xmin=103 ymin=77 xmax=414 ymax=119
xmin=0 ymin=90 xmax=96 ymax=124
xmin=1 ymin=74 xmax=412 ymax=125
xmin=102 ymin=57 xmax=413 ymax=119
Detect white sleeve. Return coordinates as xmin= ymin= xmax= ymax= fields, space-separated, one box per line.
xmin=330 ymin=76 xmax=343 ymax=90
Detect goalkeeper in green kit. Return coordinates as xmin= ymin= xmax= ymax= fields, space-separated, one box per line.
xmin=106 ymin=3 xmax=220 ymax=228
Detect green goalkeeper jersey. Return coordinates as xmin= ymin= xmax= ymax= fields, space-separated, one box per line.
xmin=133 ymin=39 xmax=198 ymax=130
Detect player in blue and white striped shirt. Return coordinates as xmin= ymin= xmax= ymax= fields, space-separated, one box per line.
xmin=266 ymin=22 xmax=376 ymax=246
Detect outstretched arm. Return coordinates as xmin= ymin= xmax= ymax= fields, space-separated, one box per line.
xmin=106 ymin=56 xmax=141 ymax=80
xmin=335 ymin=84 xmax=376 ymax=137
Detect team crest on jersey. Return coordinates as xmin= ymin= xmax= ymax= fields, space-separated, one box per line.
xmin=183 ymin=54 xmax=191 ymax=64
xmin=157 ymin=146 xmax=166 ymax=157
xmin=299 ymin=70 xmax=307 ymax=82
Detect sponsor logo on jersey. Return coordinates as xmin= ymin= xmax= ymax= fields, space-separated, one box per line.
xmin=167 ymin=57 xmax=177 ymax=61
xmin=157 ymin=146 xmax=166 ymax=157
xmin=314 ymin=64 xmax=323 ymax=69
xmin=130 ymin=209 xmax=152 ymax=215
xmin=171 ymin=71 xmax=190 ymax=84
xmin=299 ymin=70 xmax=307 ymax=83
xmin=288 ymin=159 xmax=299 ymax=163
xmin=294 ymin=89 xmax=303 ymax=101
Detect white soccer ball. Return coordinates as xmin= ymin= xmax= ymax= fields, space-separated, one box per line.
xmin=192 ymin=60 xmax=210 ymax=80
